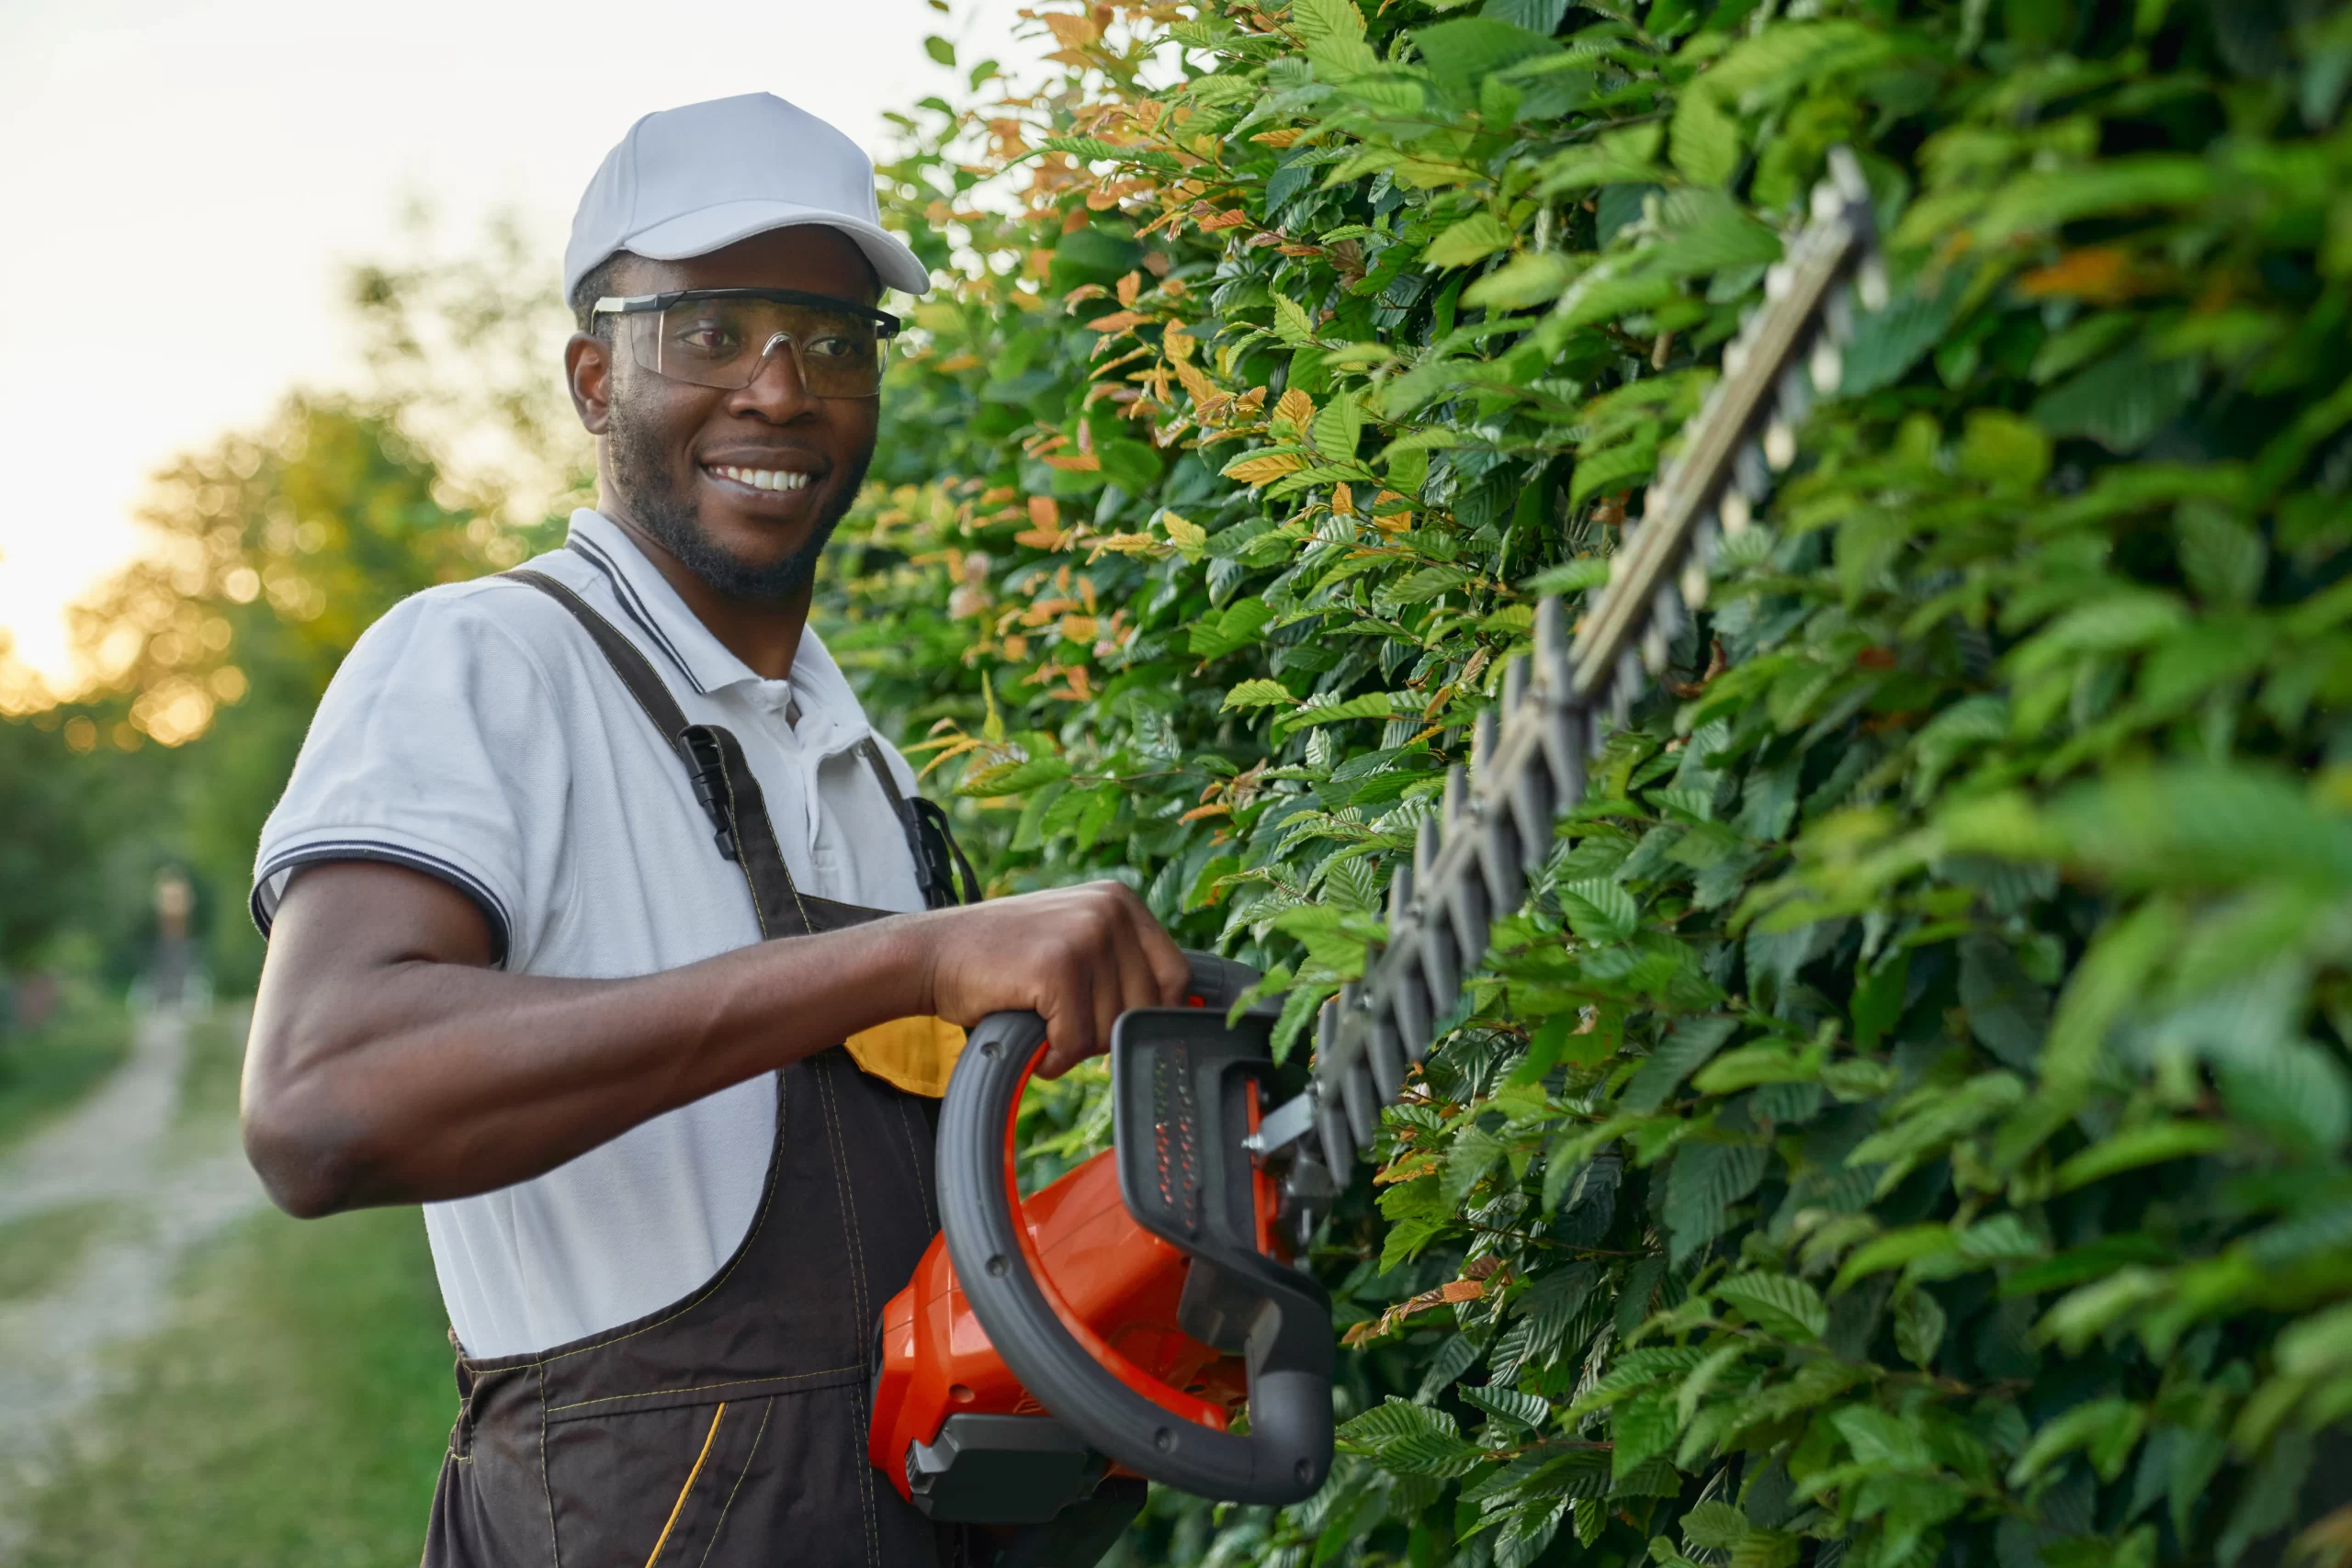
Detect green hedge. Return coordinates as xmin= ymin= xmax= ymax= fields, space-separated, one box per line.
xmin=818 ymin=2 xmax=2352 ymax=1563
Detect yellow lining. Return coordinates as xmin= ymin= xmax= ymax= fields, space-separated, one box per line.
xmin=642 ymin=1403 xmax=727 ymax=1568
xmin=842 ymin=1016 xmax=968 ymax=1098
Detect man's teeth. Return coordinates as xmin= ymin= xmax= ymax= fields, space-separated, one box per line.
xmin=711 ymin=466 xmax=811 ymax=491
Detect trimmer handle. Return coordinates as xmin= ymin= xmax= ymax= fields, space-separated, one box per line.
xmin=935 ymin=952 xmax=1333 ymax=1506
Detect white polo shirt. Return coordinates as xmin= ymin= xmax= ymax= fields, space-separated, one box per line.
xmin=253 ymin=508 xmax=928 ymax=1359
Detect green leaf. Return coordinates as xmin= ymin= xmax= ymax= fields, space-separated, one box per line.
xmin=1460 ymin=1383 xmax=1551 ymax=1433
xmin=2052 ymin=1121 xmax=2233 ymax=1192
xmin=1665 ymin=1141 xmax=1768 ymax=1264
xmin=956 ymin=755 xmax=1071 ymax=796
xmin=1682 ymin=1501 xmax=1756 ymax=1554
xmin=1273 ymin=292 xmax=1318 ymax=347
xmin=1381 ymin=1428 xmax=1485 ymax=1477
xmin=1410 ymin=17 xmax=1560 ymax=94
xmin=1714 ymin=1271 xmax=1827 ymax=1341
xmin=1464 ymin=251 xmax=1580 ymax=309
xmin=1669 ymin=86 xmax=1739 ymax=186
xmin=1558 ymin=877 xmax=1637 ymax=943
xmin=1624 ymin=1015 xmax=1738 ymax=1112
xmin=1832 ymin=1405 xmax=1936 ymax=1472
xmin=1341 ymin=1396 xmax=1455 ymax=1445
xmin=1159 ymin=509 xmax=1207 ymax=562
xmin=1894 ymin=1288 xmax=1948 ymax=1369
xmin=1221 ymin=678 xmax=1297 ymax=711
xmin=1274 ymin=690 xmax=1410 ymax=739
xmin=1521 ymin=556 xmax=1611 ymax=595
xmin=922 ymin=33 xmax=956 ymax=65
xmin=2032 ymin=347 xmax=2200 ymax=454
xmin=1424 ymin=212 xmax=1515 ymax=269
xmin=1958 ymin=411 xmax=2052 ymax=493
xmin=1311 ymin=394 xmax=1365 ymax=463
xmin=2010 ymin=1397 xmax=2147 ymax=1486
xmin=1290 ymin=0 xmax=1378 ymax=77
xmin=1189 ymin=598 xmax=1277 ymax=659
xmin=1975 ymin=155 xmax=2211 ymax=243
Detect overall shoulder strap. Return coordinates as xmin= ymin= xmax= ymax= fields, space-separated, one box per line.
xmin=502 ymin=569 xmax=817 ymax=937
xmin=854 ymin=738 xmax=981 ymax=909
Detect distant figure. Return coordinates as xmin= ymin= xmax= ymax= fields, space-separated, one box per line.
xmin=151 ymin=868 xmax=194 ymax=1010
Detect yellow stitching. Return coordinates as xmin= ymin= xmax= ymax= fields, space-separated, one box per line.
xmin=537 ymin=1362 xmax=562 ymax=1568
xmin=543 ymin=1364 xmax=861 ymax=1416
xmin=712 ymin=761 xmax=773 ymax=941
xmin=641 ymin=1402 xmax=727 ymax=1568
xmin=695 ymin=1397 xmax=772 ymax=1568
xmin=746 ymin=774 xmax=814 ymax=933
xmin=895 ymin=1097 xmax=936 ymax=1232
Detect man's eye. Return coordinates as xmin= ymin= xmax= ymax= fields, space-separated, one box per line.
xmin=673 ymin=322 xmax=739 ymax=354
xmin=806 ymin=334 xmax=863 ymax=359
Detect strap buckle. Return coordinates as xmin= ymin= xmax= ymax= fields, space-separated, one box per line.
xmin=681 ymin=727 xmax=742 ymax=863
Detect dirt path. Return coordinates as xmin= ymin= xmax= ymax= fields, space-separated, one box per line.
xmin=0 ymin=1006 xmax=266 ymax=1555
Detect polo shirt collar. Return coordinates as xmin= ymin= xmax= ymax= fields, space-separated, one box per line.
xmin=561 ymin=509 xmax=873 ymax=756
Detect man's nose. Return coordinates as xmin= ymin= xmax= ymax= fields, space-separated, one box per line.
xmin=732 ymin=334 xmax=817 ymax=419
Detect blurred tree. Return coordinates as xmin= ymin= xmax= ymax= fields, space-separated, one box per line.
xmin=347 ymin=203 xmax=594 ymax=531
xmin=50 ymin=211 xmax=581 ymax=991
xmin=68 ymin=394 xmax=548 ymax=987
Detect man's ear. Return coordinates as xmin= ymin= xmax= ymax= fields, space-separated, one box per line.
xmin=566 ymin=333 xmax=614 ymax=436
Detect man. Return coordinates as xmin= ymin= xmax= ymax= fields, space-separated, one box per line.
xmin=243 ymin=93 xmax=1187 ymax=1568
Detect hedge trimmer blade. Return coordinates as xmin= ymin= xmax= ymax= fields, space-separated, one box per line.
xmin=1248 ymin=150 xmax=1887 ymax=1250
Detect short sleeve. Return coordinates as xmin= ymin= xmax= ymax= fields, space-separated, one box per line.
xmin=252 ymin=585 xmax=569 ymax=966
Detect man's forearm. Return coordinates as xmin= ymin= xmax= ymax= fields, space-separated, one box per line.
xmin=245 ymin=863 xmax=1187 ymax=1217
xmin=246 ymin=870 xmax=938 ymax=1213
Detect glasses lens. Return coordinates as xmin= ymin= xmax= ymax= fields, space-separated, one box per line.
xmin=625 ymin=295 xmax=885 ymax=397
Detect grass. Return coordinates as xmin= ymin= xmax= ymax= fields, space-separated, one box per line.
xmin=0 ymin=1200 xmax=128 ymax=1302
xmin=13 ymin=1201 xmax=454 ymax=1568
xmin=0 ymin=992 xmax=131 ymax=1154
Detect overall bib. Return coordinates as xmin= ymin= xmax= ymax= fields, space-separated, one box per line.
xmin=423 ymin=570 xmax=979 ymax=1568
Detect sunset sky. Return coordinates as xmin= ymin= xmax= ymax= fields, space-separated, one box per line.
xmin=0 ymin=0 xmax=1035 ymax=691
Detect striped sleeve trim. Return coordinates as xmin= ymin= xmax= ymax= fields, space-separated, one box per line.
xmin=251 ymin=840 xmax=514 ymax=966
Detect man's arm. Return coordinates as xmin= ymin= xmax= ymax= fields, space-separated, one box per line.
xmin=243 ymin=861 xmax=1190 ymax=1218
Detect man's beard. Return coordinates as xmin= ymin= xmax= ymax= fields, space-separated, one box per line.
xmin=605 ymin=401 xmax=870 ymax=602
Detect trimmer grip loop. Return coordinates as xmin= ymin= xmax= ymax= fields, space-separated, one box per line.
xmin=938 ymin=964 xmax=1333 ymax=1506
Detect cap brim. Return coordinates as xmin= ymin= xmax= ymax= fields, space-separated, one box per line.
xmin=624 ymin=199 xmax=931 ymax=297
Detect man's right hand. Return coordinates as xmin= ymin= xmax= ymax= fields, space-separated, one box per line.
xmin=911 ymin=881 xmax=1193 ymax=1077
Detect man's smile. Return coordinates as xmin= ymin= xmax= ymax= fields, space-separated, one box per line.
xmin=705 ymin=462 xmax=814 ymax=493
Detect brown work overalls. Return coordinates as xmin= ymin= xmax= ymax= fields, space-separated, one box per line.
xmin=423 ymin=570 xmax=979 ymax=1568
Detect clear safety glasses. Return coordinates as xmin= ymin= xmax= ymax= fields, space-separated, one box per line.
xmin=592 ymin=288 xmax=901 ymax=399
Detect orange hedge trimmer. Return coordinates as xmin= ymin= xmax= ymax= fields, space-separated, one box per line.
xmin=865 ymin=152 xmax=1884 ymax=1566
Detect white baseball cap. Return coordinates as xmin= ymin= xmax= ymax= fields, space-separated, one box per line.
xmin=563 ymin=93 xmax=931 ymax=304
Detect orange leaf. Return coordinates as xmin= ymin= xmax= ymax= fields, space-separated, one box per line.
xmin=1275 ymin=388 xmax=1315 ymax=428
xmin=1179 ymin=802 xmax=1232 ymax=823
xmin=2017 ymin=246 xmax=2138 ymax=303
xmin=1116 ymin=270 xmax=1142 ymax=307
xmin=1027 ymin=495 xmax=1060 ymax=530
xmin=1043 ymin=453 xmax=1102 ymax=471
xmin=1223 ymin=451 xmax=1307 ymax=486
xmin=1439 ymin=1280 xmax=1485 ymax=1303
xmin=1083 ymin=310 xmax=1151 ymax=333
xmin=1196 ymin=209 xmax=1250 ymax=231
xmin=1172 ymin=358 xmax=1221 ymax=409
